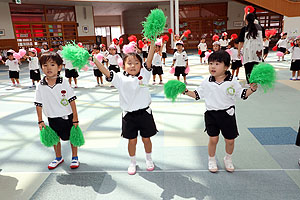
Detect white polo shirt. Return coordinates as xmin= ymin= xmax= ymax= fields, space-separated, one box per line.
xmin=230 ymin=48 xmax=241 ymax=61
xmin=107 ymin=63 xmax=152 ymax=112
xmin=219 ymin=39 xmax=231 ymax=47
xmin=41 ymin=49 xmax=49 ymax=54
xmin=162 ymin=44 xmax=167 ymax=53
xmin=173 ymin=51 xmax=188 ymax=66
xmin=142 ymin=44 xmax=149 ymax=52
xmin=198 ymin=43 xmax=207 ymax=51
xmin=152 ymin=52 xmax=162 ymax=66
xmin=34 ymin=77 xmax=76 ymax=118
xmin=194 ymin=72 xmax=248 ymax=111
xmin=116 ymin=45 xmax=121 ymax=53
xmin=289 ymin=46 xmax=300 ymax=60
xmin=263 ymin=39 xmax=270 ymax=48
xmin=277 ymin=39 xmax=288 ymax=48
xmin=5 ymin=59 xmax=20 ymax=71
xmin=28 ymin=57 xmax=40 ymax=70
xmin=107 ymin=54 xmax=121 ymax=66
xmin=65 ymin=60 xmax=74 ymax=70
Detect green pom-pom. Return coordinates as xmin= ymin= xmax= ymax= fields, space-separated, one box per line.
xmin=142 ymin=9 xmax=167 ymax=41
xmin=164 ymin=80 xmax=186 ymax=102
xmin=70 ymin=126 xmax=85 ymax=147
xmin=249 ymin=63 xmax=276 ymax=93
xmin=40 ymin=125 xmax=60 ymax=147
xmin=61 ymin=43 xmax=90 ymax=70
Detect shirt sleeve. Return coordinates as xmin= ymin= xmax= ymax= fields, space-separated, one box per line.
xmin=194 ymin=81 xmax=206 ymax=100
xmin=5 ymin=60 xmax=8 ymax=66
xmin=141 ymin=63 xmax=151 ymax=84
xmin=238 ymin=27 xmax=246 ymax=43
xmin=184 ymin=52 xmax=188 ymax=61
xmin=34 ymin=84 xmax=43 ymax=107
xmin=106 ymin=71 xmax=121 ymax=89
xmin=64 ymin=80 xmax=77 ymax=103
xmin=173 ymin=53 xmax=176 ymax=60
xmin=234 ymin=79 xmax=248 ymax=100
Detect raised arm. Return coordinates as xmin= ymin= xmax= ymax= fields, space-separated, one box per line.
xmin=146 ymin=40 xmax=155 ymax=69
xmin=93 ymin=55 xmax=111 ymax=78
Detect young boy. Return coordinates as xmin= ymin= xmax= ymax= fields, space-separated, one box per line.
xmin=276 ymin=32 xmax=288 ymax=61
xmin=35 ymin=52 xmax=80 ymax=170
xmin=230 ymin=39 xmax=243 ymax=79
xmin=152 ymin=40 xmax=165 ymax=84
xmin=2 ymin=50 xmax=21 ymax=87
xmin=65 ymin=60 xmax=79 ymax=88
xmin=105 ymin=44 xmax=122 ymax=73
xmin=198 ymin=38 xmax=207 ymax=64
xmin=183 ymin=51 xmax=257 ymax=173
xmin=93 ymin=41 xmax=157 ymax=175
xmin=24 ymin=48 xmax=41 ymax=88
xmin=212 ymin=41 xmax=221 ymax=52
xmin=172 ymin=41 xmax=188 ymax=84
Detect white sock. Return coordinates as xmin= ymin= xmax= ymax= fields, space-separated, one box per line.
xmin=130 ymin=156 xmax=136 ymax=165
xmin=146 ymin=153 xmax=152 ymax=161
xmin=225 ymin=153 xmax=232 ymax=160
xmin=208 ymin=156 xmax=216 ymax=161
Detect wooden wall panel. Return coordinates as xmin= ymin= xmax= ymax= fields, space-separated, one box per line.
xmin=0 ymin=39 xmax=18 ymax=51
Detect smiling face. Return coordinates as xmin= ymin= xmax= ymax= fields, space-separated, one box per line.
xmin=109 ymin=48 xmax=116 ymax=55
xmin=41 ymin=59 xmax=62 ymax=78
xmin=124 ymin=55 xmax=142 ymax=76
xmin=8 ymin=54 xmax=14 ymax=60
xmin=213 ymin=44 xmax=220 ymax=51
xmin=29 ymin=51 xmax=35 ymax=57
xmin=209 ymin=61 xmax=228 ymax=78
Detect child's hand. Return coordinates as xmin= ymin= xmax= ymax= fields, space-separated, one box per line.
xmin=73 ymin=120 xmax=79 ymax=128
xmin=250 ymin=83 xmax=258 ymax=92
xmin=39 ymin=121 xmax=46 ymax=131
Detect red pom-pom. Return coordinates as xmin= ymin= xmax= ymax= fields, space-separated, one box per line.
xmin=162 ymin=34 xmax=169 ymax=42
xmin=212 ymin=35 xmax=219 ymax=41
xmin=49 ymin=48 xmax=54 ymax=52
xmin=78 ymin=42 xmax=83 ymax=48
xmin=35 ymin=48 xmax=41 ymax=54
xmin=183 ymin=30 xmax=191 ymax=38
xmin=231 ymin=34 xmax=238 ymax=40
xmin=113 ymin=38 xmax=117 ymax=44
xmin=198 ymin=50 xmax=202 ymax=55
xmin=168 ymin=28 xmax=173 ymax=34
xmin=187 ymin=29 xmax=191 ymax=34
xmin=244 ymin=6 xmax=255 ymax=14
xmin=265 ymin=30 xmax=271 ymax=37
xmin=119 ymin=38 xmax=123 ymax=45
xmin=208 ymin=50 xmax=212 ymax=53
xmin=138 ymin=40 xmax=144 ymax=49
xmin=270 ymin=29 xmax=277 ymax=36
xmin=128 ymin=35 xmax=137 ymax=42
xmin=291 ymin=42 xmax=295 ymax=47
xmin=272 ymin=45 xmax=278 ymax=51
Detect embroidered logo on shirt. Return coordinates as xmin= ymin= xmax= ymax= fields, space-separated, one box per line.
xmin=226 ymin=86 xmax=235 ymax=96
xmin=60 ymin=90 xmax=68 ymax=106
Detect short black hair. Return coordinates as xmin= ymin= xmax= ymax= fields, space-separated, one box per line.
xmin=93 ymin=45 xmax=100 ymax=50
xmin=234 ymin=39 xmax=239 ymax=44
xmin=39 ymin=52 xmax=63 ymax=66
xmin=7 ymin=52 xmax=13 ymax=57
xmin=208 ymin=50 xmax=231 ymax=67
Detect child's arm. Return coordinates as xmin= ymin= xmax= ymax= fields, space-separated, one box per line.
xmin=180 ymin=34 xmax=185 ymax=40
xmin=36 ymin=106 xmax=46 ymax=131
xmin=238 ymin=42 xmax=243 ymax=58
xmin=70 ymin=101 xmax=79 ymax=128
xmin=145 ymin=40 xmax=155 ymax=69
xmin=244 ymin=83 xmax=258 ymax=98
xmin=158 ymin=41 xmax=165 ymax=56
xmin=94 ymin=55 xmax=111 ymax=78
xmin=183 ymin=89 xmax=197 ymax=98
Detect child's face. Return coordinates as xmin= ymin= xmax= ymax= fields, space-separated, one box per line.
xmin=93 ymin=49 xmax=100 ymax=54
xmin=282 ymin=35 xmax=287 ymax=39
xmin=109 ymin=48 xmax=116 ymax=54
xmin=234 ymin=43 xmax=239 ymax=48
xmin=213 ymin=44 xmax=220 ymax=51
xmin=43 ymin=45 xmax=48 ymax=50
xmin=59 ymin=45 xmax=63 ymax=50
xmin=296 ymin=39 xmax=300 ymax=45
xmin=29 ymin=51 xmax=35 ymax=57
xmin=155 ymin=45 xmax=160 ymax=52
xmin=209 ymin=61 xmax=228 ymax=77
xmin=124 ymin=55 xmax=141 ymax=76
xmin=201 ymin=39 xmax=205 ymax=43
xmin=41 ymin=59 xmax=62 ymax=78
xmin=176 ymin=44 xmax=183 ymax=51
xmin=8 ymin=55 xmax=14 ymax=60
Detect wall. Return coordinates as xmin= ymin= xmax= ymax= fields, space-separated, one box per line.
xmin=75 ymin=5 xmax=95 ymax=37
xmin=227 ymin=1 xmax=245 ymax=31
xmin=94 ymin=16 xmax=121 ymax=27
xmin=0 ymin=2 xmax=15 ymax=40
xmin=283 ymin=16 xmax=300 ymax=38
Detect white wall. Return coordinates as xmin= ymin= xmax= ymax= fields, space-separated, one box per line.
xmin=227 ymin=1 xmax=245 ymax=30
xmin=284 ymin=16 xmax=300 ymax=38
xmin=0 ymin=2 xmax=15 ymax=39
xmin=75 ymin=5 xmax=95 ymax=36
xmin=94 ymin=16 xmax=121 ymax=27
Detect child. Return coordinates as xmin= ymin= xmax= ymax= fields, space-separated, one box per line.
xmin=35 ymin=52 xmax=80 ymax=170
xmin=198 ymin=38 xmax=207 ymax=64
xmin=152 ymin=40 xmax=165 ymax=84
xmin=287 ymin=36 xmax=300 ymax=80
xmin=113 ymin=38 xmax=122 ymax=57
xmin=219 ymin=32 xmax=231 ymax=50
xmin=41 ymin=43 xmax=49 ymax=54
xmin=230 ymin=40 xmax=243 ymax=79
xmin=25 ymin=48 xmax=41 ymax=87
xmin=142 ymin=38 xmax=149 ymax=62
xmin=162 ymin=42 xmax=167 ymax=65
xmin=56 ymin=45 xmax=64 ymax=76
xmin=105 ymin=44 xmax=122 ymax=73
xmin=263 ymin=37 xmax=270 ymax=61
xmin=213 ymin=41 xmax=221 ymax=52
xmin=65 ymin=60 xmax=79 ymax=88
xmin=172 ymin=41 xmax=188 ymax=84
xmin=92 ymin=45 xmax=104 ymax=86
xmin=276 ymin=32 xmax=288 ymax=61
xmin=2 ymin=50 xmax=21 ymax=87
xmin=183 ymin=51 xmax=257 ymax=173
xmin=172 ymin=33 xmax=184 ymax=53
xmin=93 ymin=41 xmax=157 ymax=175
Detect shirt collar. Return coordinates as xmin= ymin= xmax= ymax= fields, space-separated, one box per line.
xmin=209 ymin=71 xmax=233 ymax=82
xmin=41 ymin=76 xmax=63 ymax=86
xmin=123 ymin=71 xmax=140 ymax=77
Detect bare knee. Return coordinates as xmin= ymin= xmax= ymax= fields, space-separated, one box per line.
xmin=225 ymin=139 xmax=235 ymax=146
xmin=209 ymin=136 xmax=219 ymax=145
xmin=142 ymin=137 xmax=151 ymax=144
xmin=129 ymin=138 xmax=137 ymax=145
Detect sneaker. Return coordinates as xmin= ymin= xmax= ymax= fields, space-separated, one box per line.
xmin=11 ymin=84 xmax=16 ymax=87
xmin=48 ymin=158 xmax=64 ymax=170
xmin=152 ymin=81 xmax=156 ymax=85
xmin=128 ymin=163 xmax=136 ymax=175
xmin=70 ymin=159 xmax=80 ymax=169
xmin=292 ymin=77 xmax=297 ymax=81
xmin=146 ymin=160 xmax=155 ymax=171
xmin=16 ymin=84 xmax=21 ymax=87
xmin=236 ymin=77 xmax=239 ymax=80
xmin=224 ymin=156 xmax=235 ymax=172
xmin=208 ymin=159 xmax=218 ymax=173
xmin=74 ymin=85 xmax=78 ymax=88
xmin=297 ymin=77 xmax=300 ymax=80
xmin=159 ymin=81 xmax=163 ymax=85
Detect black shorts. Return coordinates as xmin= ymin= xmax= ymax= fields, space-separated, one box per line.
xmin=200 ymin=51 xmax=206 ymax=58
xmin=174 ymin=66 xmax=187 ymax=76
xmin=221 ymin=46 xmax=227 ymax=50
xmin=30 ymin=69 xmax=41 ymax=80
xmin=290 ymin=59 xmax=300 ymax=71
xmin=152 ymin=65 xmax=163 ymax=75
xmin=204 ymin=108 xmax=239 ymax=140
xmin=109 ymin=65 xmax=120 ymax=73
xmin=278 ymin=47 xmax=286 ymax=53
xmin=142 ymin=51 xmax=148 ymax=58
xmin=263 ymin=47 xmax=269 ymax=55
xmin=122 ymin=107 xmax=157 ymax=139
xmin=93 ymin=69 xmax=103 ymax=77
xmin=231 ymin=60 xmax=242 ymax=70
xmin=48 ymin=113 xmax=73 ymax=141
xmin=65 ymin=69 xmax=79 ymax=78
xmin=162 ymin=52 xmax=167 ymax=58
xmin=9 ymin=71 xmax=19 ymax=79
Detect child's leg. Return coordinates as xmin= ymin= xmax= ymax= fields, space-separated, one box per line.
xmin=32 ymin=79 xmax=35 ymax=85
xmin=11 ymin=78 xmax=15 ymax=85
xmin=224 ymin=139 xmax=235 ymax=172
xmin=159 ymin=75 xmax=163 ymax=82
xmin=297 ymin=70 xmax=300 ymax=79
xmin=183 ymin=75 xmax=187 ymax=84
xmin=232 ymin=69 xmax=236 ymax=76
xmin=71 ymin=143 xmax=78 ymax=157
xmin=200 ymin=57 xmax=202 ymax=63
xmin=236 ymin=68 xmax=240 ymax=77
xmin=142 ymin=137 xmax=154 ymax=171
xmin=128 ymin=138 xmax=138 ymax=175
xmin=15 ymin=79 xmax=20 ymax=84
xmin=177 ymin=76 xmax=180 ymax=81
xmin=292 ymin=71 xmax=296 ymax=79
xmin=225 ymin=139 xmax=235 ymax=155
xmin=142 ymin=137 xmax=152 ymax=153
xmin=100 ymin=76 xmax=103 ymax=84
xmin=162 ymin=58 xmax=165 ymax=64
xmin=153 ymin=75 xmax=156 ymax=82
xmin=74 ymin=78 xmax=77 ymax=85
xmin=54 ymin=142 xmax=62 ymax=158
xmin=68 ymin=78 xmax=72 ymax=85
xmin=208 ymin=136 xmax=219 ymax=157
xmin=96 ymin=77 xmax=100 ymax=84
xmin=70 ymin=143 xmax=80 ymax=169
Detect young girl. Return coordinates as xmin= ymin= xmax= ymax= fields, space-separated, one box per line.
xmin=35 ymin=52 xmax=80 ymax=170
xmin=219 ymin=32 xmax=231 ymax=50
xmin=230 ymin=40 xmax=243 ymax=79
xmin=287 ymin=36 xmax=300 ymax=80
xmin=113 ymin=38 xmax=122 ymax=57
xmin=41 ymin=43 xmax=50 ymax=54
xmin=162 ymin=42 xmax=167 ymax=65
xmin=172 ymin=41 xmax=188 ymax=84
xmin=25 ymin=48 xmax=41 ymax=88
xmin=93 ymin=41 xmax=157 ymax=175
xmin=152 ymin=40 xmax=165 ymax=84
xmin=65 ymin=60 xmax=79 ymax=88
xmin=2 ymin=50 xmax=21 ymax=87
xmin=183 ymin=51 xmax=257 ymax=173
xmin=91 ymin=45 xmax=103 ymax=86
xmin=105 ymin=44 xmax=122 ymax=73
xmin=172 ymin=33 xmax=184 ymax=53
xmin=276 ymin=32 xmax=288 ymax=61
xmin=142 ymin=38 xmax=149 ymax=62
xmin=198 ymin=38 xmax=207 ymax=64
xmin=213 ymin=41 xmax=221 ymax=52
